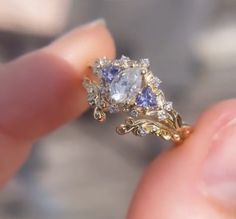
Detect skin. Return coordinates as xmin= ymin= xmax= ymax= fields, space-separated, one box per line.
xmin=0 ymin=20 xmax=235 ymax=218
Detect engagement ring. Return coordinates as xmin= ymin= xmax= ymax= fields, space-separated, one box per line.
xmin=83 ymin=56 xmax=191 ymax=143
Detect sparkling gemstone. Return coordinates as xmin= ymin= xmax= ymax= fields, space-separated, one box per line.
xmin=152 ymin=76 xmax=162 ymax=86
xmin=102 ymin=65 xmax=120 ymax=82
xmin=87 ymin=93 xmax=95 ymax=105
xmin=157 ymin=110 xmax=168 ymax=121
xmin=156 ymin=92 xmax=165 ymax=107
xmin=109 ymin=106 xmax=120 ymax=113
xmin=120 ymin=55 xmax=130 ymax=67
xmin=152 ymin=126 xmax=158 ymax=132
xmin=121 ymin=55 xmax=130 ymax=60
xmin=110 ymin=67 xmax=142 ymax=103
xmin=130 ymin=109 xmax=139 ymax=117
xmin=140 ymin=58 xmax=150 ymax=67
xmin=138 ymin=127 xmax=147 ymax=136
xmin=136 ymin=86 xmax=157 ymax=107
xmin=164 ymin=101 xmax=173 ymax=111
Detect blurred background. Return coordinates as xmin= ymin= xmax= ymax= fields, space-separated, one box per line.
xmin=0 ymin=0 xmax=235 ymax=218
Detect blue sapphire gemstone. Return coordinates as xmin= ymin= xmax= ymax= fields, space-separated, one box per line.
xmin=102 ymin=65 xmax=120 ymax=82
xmin=136 ymin=86 xmax=157 ymax=107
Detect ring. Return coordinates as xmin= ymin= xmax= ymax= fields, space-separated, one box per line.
xmin=83 ymin=55 xmax=191 ymax=143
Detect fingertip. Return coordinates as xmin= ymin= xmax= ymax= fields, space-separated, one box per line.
xmin=194 ymin=99 xmax=236 ymax=135
xmin=127 ymin=99 xmax=236 ymax=219
xmin=46 ymin=18 xmax=116 ymax=74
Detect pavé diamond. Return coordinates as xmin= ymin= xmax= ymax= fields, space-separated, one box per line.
xmin=110 ymin=67 xmax=142 ymax=103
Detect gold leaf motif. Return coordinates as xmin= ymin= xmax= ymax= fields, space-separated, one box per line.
xmin=94 ymin=107 xmax=106 ymax=122
xmin=116 ymin=116 xmax=186 ymax=142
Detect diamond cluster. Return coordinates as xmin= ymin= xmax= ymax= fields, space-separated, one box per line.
xmin=92 ymin=56 xmax=167 ymax=114
xmin=83 ymin=56 xmax=179 ymax=138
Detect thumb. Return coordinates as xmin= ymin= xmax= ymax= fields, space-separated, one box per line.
xmin=127 ymin=99 xmax=236 ymax=219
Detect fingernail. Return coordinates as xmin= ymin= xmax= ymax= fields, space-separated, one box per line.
xmin=203 ymin=117 xmax=236 ymax=207
xmin=84 ymin=18 xmax=106 ymax=28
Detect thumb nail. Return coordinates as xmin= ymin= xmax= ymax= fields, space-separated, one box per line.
xmin=203 ymin=117 xmax=236 ymax=207
xmin=83 ymin=18 xmax=106 ymax=28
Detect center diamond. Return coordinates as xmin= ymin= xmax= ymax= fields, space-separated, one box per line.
xmin=110 ymin=67 xmax=142 ymax=103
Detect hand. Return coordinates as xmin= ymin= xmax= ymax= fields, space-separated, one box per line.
xmin=0 ymin=19 xmax=235 ymax=219
xmin=0 ymin=19 xmax=115 ymax=185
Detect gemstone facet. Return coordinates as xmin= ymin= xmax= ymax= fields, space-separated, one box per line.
xmin=110 ymin=67 xmax=142 ymax=103
xmin=102 ymin=65 xmax=120 ymax=82
xmin=136 ymin=86 xmax=157 ymax=107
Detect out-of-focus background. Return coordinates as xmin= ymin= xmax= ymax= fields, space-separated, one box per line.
xmin=0 ymin=0 xmax=235 ymax=218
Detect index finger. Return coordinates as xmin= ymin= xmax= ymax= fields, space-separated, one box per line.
xmin=0 ymin=19 xmax=115 ymax=142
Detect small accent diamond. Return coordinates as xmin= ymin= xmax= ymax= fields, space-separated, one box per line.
xmin=156 ymin=92 xmax=166 ymax=107
xmin=121 ymin=55 xmax=130 ymax=60
xmin=152 ymin=126 xmax=158 ymax=132
xmin=139 ymin=127 xmax=147 ymax=137
xmin=109 ymin=106 xmax=120 ymax=113
xmin=152 ymin=76 xmax=162 ymax=86
xmin=157 ymin=110 xmax=168 ymax=121
xmin=140 ymin=58 xmax=150 ymax=67
xmin=100 ymin=86 xmax=109 ymax=95
xmin=164 ymin=102 xmax=173 ymax=111
xmin=87 ymin=94 xmax=95 ymax=105
xmin=130 ymin=109 xmax=139 ymax=117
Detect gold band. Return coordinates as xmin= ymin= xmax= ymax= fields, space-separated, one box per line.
xmin=83 ymin=56 xmax=191 ymax=143
xmin=116 ymin=114 xmax=191 ymax=143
